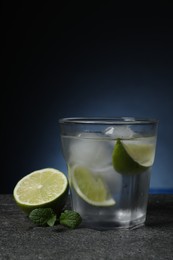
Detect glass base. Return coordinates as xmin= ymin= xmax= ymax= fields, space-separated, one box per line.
xmin=80 ymin=215 xmax=146 ymax=230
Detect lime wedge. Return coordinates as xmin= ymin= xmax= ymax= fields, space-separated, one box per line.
xmin=112 ymin=139 xmax=154 ymax=175
xmin=72 ymin=166 xmax=116 ymax=206
xmin=13 ymin=168 xmax=68 ymax=215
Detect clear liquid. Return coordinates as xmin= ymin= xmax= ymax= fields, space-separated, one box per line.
xmin=61 ymin=134 xmax=156 ymax=229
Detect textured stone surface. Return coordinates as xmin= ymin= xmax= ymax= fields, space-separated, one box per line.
xmin=0 ymin=194 xmax=173 ymax=260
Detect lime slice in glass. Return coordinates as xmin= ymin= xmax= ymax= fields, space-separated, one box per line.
xmin=13 ymin=168 xmax=68 ymax=215
xmin=112 ymin=138 xmax=155 ymax=175
xmin=72 ymin=166 xmax=116 ymax=206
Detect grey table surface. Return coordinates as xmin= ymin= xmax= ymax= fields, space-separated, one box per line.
xmin=0 ymin=194 xmax=173 ymax=260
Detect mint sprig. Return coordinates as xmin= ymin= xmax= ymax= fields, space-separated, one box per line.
xmin=29 ymin=208 xmax=82 ymax=229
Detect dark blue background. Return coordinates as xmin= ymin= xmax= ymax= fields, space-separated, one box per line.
xmin=2 ymin=2 xmax=173 ymax=193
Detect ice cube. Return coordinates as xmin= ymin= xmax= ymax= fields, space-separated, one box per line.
xmin=104 ymin=126 xmax=135 ymax=139
xmin=69 ymin=133 xmax=113 ymax=169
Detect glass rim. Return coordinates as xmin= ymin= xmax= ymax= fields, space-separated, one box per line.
xmin=59 ymin=117 xmax=158 ymax=125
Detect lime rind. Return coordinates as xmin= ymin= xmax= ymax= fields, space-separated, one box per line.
xmin=74 ymin=187 xmax=116 ymax=206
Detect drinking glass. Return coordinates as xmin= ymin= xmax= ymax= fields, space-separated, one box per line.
xmin=59 ymin=117 xmax=158 ymax=229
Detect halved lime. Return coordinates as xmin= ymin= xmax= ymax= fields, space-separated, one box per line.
xmin=72 ymin=166 xmax=116 ymax=206
xmin=112 ymin=138 xmax=155 ymax=175
xmin=13 ymin=168 xmax=68 ymax=215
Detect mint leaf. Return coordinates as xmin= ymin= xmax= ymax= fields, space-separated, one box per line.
xmin=29 ymin=208 xmax=57 ymax=227
xmin=59 ymin=210 xmax=82 ymax=229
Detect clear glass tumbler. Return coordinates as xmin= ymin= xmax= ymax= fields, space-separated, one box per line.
xmin=59 ymin=117 xmax=158 ymax=230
